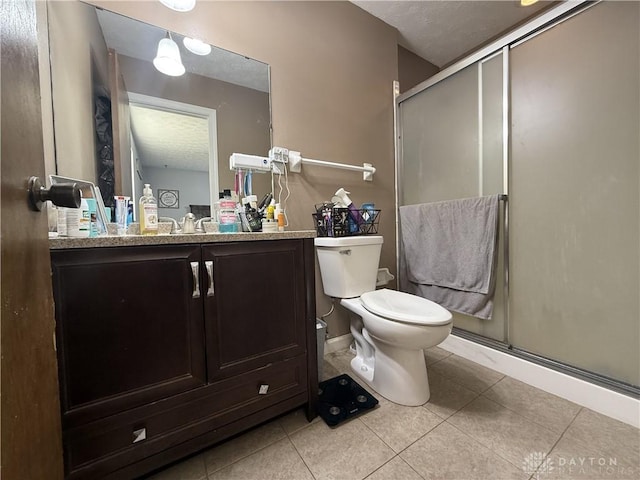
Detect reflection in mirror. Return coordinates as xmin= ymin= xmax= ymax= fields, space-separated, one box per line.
xmin=46 ymin=0 xmax=271 ymax=221
xmin=128 ymin=92 xmax=217 ymax=221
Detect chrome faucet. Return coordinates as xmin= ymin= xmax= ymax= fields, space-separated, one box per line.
xmin=181 ymin=213 xmax=196 ymax=234
xmin=195 ymin=217 xmax=212 ymax=233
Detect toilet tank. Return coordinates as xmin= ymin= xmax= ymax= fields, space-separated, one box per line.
xmin=314 ymin=235 xmax=383 ymax=298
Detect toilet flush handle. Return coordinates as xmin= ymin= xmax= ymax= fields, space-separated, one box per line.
xmin=339 ymin=249 xmax=352 ymax=256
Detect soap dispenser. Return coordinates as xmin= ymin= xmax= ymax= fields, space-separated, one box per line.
xmin=139 ymin=184 xmax=158 ymax=236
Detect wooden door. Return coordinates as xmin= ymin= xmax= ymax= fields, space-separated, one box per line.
xmin=0 ymin=0 xmax=64 ymax=478
xmin=202 ymin=240 xmax=307 ymax=382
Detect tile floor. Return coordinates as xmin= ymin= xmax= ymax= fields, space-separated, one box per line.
xmin=146 ymin=347 xmax=639 ymax=480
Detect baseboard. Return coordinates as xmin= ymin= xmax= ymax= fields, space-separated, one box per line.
xmin=324 ymin=333 xmax=353 ymax=355
xmin=440 ymin=334 xmax=640 ymax=429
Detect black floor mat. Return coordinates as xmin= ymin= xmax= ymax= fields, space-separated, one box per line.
xmin=317 ymin=374 xmax=379 ymax=427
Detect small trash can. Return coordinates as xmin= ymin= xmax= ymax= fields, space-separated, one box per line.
xmin=316 ymin=318 xmax=327 ymax=380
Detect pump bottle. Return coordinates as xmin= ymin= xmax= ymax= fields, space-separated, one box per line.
xmin=139 ymin=184 xmax=158 ymax=236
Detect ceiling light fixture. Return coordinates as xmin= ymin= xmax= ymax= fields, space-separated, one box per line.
xmin=153 ymin=32 xmax=185 ymax=77
xmin=520 ymin=0 xmax=539 ymax=6
xmin=183 ymin=37 xmax=212 ymax=56
xmin=159 ymin=0 xmax=196 ymax=12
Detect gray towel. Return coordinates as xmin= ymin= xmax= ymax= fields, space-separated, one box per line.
xmin=399 ymin=195 xmax=500 ymax=319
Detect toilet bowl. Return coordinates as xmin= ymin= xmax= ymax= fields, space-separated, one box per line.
xmin=314 ymin=236 xmax=452 ymax=406
xmin=341 ymin=289 xmax=452 ymax=406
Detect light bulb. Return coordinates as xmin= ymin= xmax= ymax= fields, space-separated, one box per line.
xmin=153 ymin=36 xmax=185 ymax=76
xmin=183 ymin=37 xmax=212 ymax=56
xmin=159 ymin=0 xmax=196 ymax=12
xmin=520 ymin=0 xmax=539 ymax=6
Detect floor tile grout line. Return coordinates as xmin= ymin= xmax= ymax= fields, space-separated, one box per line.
xmin=355 ymin=415 xmax=403 ymax=457
xmin=443 ymin=418 xmax=536 ymax=474
xmin=399 ymin=454 xmax=428 ymax=480
xmin=282 ymin=422 xmax=319 ymax=480
xmin=332 ymin=349 xmax=581 ymax=476
xmin=464 ymin=394 xmax=566 ymax=462
xmin=367 ymin=454 xmax=428 ymax=480
xmin=423 ymin=380 xmax=481 ymax=420
xmin=362 ymin=455 xmax=398 ymax=480
xmin=327 ymin=348 xmax=575 ymax=477
xmin=429 ymin=366 xmax=505 ymax=396
xmin=386 ymin=411 xmax=447 ymax=458
xmin=361 ymin=396 xmax=448 ymax=456
xmin=477 ymin=390 xmax=579 ymax=437
xmin=203 ymin=424 xmax=289 ymax=476
xmin=529 ymin=408 xmax=584 ymax=480
xmin=562 ymin=405 xmax=584 ymax=435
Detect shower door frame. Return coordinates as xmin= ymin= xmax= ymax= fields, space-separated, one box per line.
xmin=394 ymin=0 xmax=639 ymax=397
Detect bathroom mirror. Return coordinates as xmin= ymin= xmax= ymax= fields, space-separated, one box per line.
xmin=46 ymin=1 xmax=272 ymax=220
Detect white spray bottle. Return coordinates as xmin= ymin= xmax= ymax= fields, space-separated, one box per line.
xmin=333 ymin=188 xmax=361 ymax=233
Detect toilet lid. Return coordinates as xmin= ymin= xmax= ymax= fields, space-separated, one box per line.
xmin=360 ymin=289 xmax=452 ymax=325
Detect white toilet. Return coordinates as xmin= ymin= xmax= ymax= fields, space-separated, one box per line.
xmin=315 ymin=235 xmax=452 ymax=406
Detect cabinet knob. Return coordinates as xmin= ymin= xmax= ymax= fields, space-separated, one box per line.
xmin=258 ymin=384 xmax=269 ymax=395
xmin=132 ymin=427 xmax=146 ymax=443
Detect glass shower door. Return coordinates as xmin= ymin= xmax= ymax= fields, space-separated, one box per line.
xmin=398 ymin=52 xmax=508 ymax=342
xmin=508 ymin=1 xmax=639 ymax=387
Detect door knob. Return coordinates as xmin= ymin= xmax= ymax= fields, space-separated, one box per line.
xmin=28 ymin=176 xmax=81 ymax=211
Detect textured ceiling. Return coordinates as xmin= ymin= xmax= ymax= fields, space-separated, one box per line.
xmin=129 ymin=105 xmax=209 ymax=171
xmin=352 ymin=1 xmax=553 ymax=67
xmin=96 ymin=8 xmax=269 ymax=92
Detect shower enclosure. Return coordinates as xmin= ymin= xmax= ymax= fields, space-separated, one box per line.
xmin=396 ymin=0 xmax=639 ymax=394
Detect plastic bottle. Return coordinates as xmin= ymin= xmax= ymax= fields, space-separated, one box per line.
xmin=334 ymin=187 xmax=362 ymax=233
xmin=67 ymin=199 xmax=90 ymax=238
xmin=139 ymin=184 xmax=158 ymax=236
xmin=275 ymin=203 xmax=285 ymax=232
xmin=57 ymin=207 xmax=68 ymax=237
xmin=218 ymin=189 xmax=238 ymax=233
xmin=85 ymin=198 xmax=98 ymax=237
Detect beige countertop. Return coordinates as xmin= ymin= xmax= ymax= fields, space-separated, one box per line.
xmin=49 ymin=230 xmax=316 ymax=249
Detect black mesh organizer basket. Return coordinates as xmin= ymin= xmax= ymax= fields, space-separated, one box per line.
xmin=312 ymin=204 xmax=380 ymax=237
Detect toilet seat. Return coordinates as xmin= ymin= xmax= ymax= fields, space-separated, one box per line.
xmin=360 ymin=289 xmax=452 ymax=326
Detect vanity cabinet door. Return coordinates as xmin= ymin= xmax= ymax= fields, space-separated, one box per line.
xmin=51 ymin=245 xmax=206 ymax=428
xmin=202 ymin=240 xmax=307 ymax=382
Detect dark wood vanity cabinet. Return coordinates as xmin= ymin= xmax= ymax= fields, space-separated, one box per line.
xmin=202 ymin=241 xmax=307 ymax=382
xmin=50 ymin=238 xmax=317 ymax=479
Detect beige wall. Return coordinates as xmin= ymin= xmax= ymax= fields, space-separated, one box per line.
xmin=118 ymin=54 xmax=271 ymax=196
xmin=48 ymin=0 xmax=110 ymax=184
xmin=398 ymin=46 xmax=439 ymax=93
xmin=86 ymin=1 xmax=399 ymax=337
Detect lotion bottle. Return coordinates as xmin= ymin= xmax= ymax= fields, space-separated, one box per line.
xmin=139 ymin=184 xmax=158 ymax=236
xmin=275 ymin=203 xmax=285 ymax=232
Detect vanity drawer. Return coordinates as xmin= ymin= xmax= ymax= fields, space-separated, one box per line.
xmin=64 ymin=356 xmax=307 ymax=478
